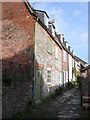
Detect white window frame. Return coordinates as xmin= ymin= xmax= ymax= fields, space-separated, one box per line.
xmin=47 ymin=68 xmax=52 ymax=84
xmin=47 ymin=38 xmax=52 ymax=54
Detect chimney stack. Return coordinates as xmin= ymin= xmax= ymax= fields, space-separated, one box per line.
xmin=60 ymin=34 xmax=64 ymax=43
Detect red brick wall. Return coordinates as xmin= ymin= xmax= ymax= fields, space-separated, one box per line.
xmin=2 ymin=2 xmax=35 ymax=118
xmin=2 ymin=2 xmax=35 ymax=36
xmin=2 ymin=2 xmax=35 ymax=77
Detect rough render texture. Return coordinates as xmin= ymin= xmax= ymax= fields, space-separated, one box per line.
xmin=2 ymin=2 xmax=35 ymax=118
xmin=35 ymin=22 xmax=62 ymax=98
xmin=62 ymin=49 xmax=68 ymax=71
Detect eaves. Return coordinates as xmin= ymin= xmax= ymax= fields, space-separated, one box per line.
xmin=24 ymin=0 xmax=63 ymax=50
xmin=61 ymin=42 xmax=74 ymax=58
xmin=74 ymin=56 xmax=87 ymax=64
xmin=35 ymin=15 xmax=63 ymax=50
xmin=81 ymin=65 xmax=90 ymax=72
xmin=24 ymin=0 xmax=75 ymax=54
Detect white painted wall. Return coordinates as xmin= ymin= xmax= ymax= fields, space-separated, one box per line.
xmin=44 ymin=13 xmax=49 ymax=28
xmin=59 ymin=72 xmax=62 ymax=85
xmin=60 ymin=34 xmax=64 ymax=43
xmin=52 ymin=25 xmax=55 ymax=37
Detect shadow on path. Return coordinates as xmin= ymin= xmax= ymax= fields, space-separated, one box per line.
xmin=20 ymin=87 xmax=90 ymax=118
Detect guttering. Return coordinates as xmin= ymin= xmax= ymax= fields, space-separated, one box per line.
xmin=24 ymin=0 xmax=75 ymax=58
xmin=37 ymin=18 xmax=62 ymax=50
xmin=24 ymin=0 xmax=33 ymax=13
xmin=24 ymin=0 xmax=38 ymax=17
xmin=74 ymin=56 xmax=87 ymax=64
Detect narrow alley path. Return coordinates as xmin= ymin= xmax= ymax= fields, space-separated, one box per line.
xmin=24 ymin=87 xmax=90 ymax=119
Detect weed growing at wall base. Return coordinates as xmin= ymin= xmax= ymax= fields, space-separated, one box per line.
xmin=76 ymin=73 xmax=81 ymax=88
xmin=3 ymin=74 xmax=13 ymax=85
xmin=42 ymin=86 xmax=63 ymax=103
xmin=27 ymin=99 xmax=33 ymax=105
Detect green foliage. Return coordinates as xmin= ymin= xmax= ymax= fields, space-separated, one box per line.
xmin=9 ymin=49 xmax=14 ymax=51
xmin=72 ymin=67 xmax=76 ymax=76
xmin=12 ymin=112 xmax=23 ymax=119
xmin=12 ymin=111 xmax=28 ymax=119
xmin=3 ymin=74 xmax=13 ymax=85
xmin=76 ymin=73 xmax=81 ymax=78
xmin=42 ymin=97 xmax=50 ymax=103
xmin=76 ymin=73 xmax=81 ymax=88
xmin=71 ymin=81 xmax=77 ymax=85
xmin=27 ymin=99 xmax=33 ymax=105
xmin=69 ymin=80 xmax=77 ymax=88
xmin=69 ymin=73 xmax=81 ymax=88
xmin=69 ymin=81 xmax=75 ymax=88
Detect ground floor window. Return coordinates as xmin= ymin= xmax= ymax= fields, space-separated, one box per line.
xmin=47 ymin=69 xmax=52 ymax=83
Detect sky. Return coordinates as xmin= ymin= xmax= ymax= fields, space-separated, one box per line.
xmin=30 ymin=1 xmax=88 ymax=63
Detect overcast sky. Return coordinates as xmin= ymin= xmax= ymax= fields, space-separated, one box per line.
xmin=30 ymin=1 xmax=88 ymax=63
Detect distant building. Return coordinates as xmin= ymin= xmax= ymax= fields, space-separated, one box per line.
xmin=74 ymin=56 xmax=87 ymax=74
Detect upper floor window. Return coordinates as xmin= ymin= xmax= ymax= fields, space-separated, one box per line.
xmin=48 ymin=38 xmax=52 ymax=54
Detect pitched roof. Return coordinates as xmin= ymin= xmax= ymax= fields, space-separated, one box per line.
xmin=24 ymin=0 xmax=63 ymax=50
xmin=24 ymin=0 xmax=79 ymax=57
xmin=74 ymin=56 xmax=87 ymax=65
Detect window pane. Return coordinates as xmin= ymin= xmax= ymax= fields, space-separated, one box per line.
xmin=47 ymin=79 xmax=51 ymax=82
xmin=48 ymin=70 xmax=51 ymax=74
xmin=48 ymin=38 xmax=52 ymax=54
xmin=48 ymin=75 xmax=51 ymax=78
xmin=47 ymin=70 xmax=51 ymax=82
